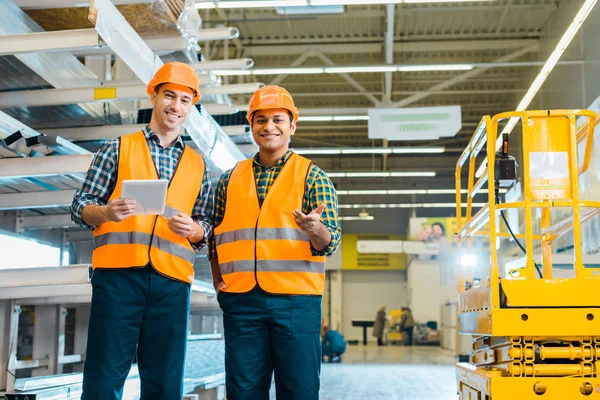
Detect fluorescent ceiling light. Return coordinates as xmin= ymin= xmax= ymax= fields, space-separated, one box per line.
xmin=327 ymin=171 xmax=436 ymax=178
xmin=341 ymin=148 xmax=392 ymax=154
xmin=295 ymin=148 xmax=342 ymax=155
xmin=335 ymin=188 xmax=505 ymax=195
xmin=338 ymin=203 xmax=486 ymax=209
xmin=254 ymin=67 xmax=325 ymax=75
xmin=475 ymin=0 xmax=597 ymax=178
xmin=297 ymin=115 xmax=369 ymax=122
xmin=325 ymin=66 xmax=398 ymax=73
xmin=294 ymin=147 xmax=446 ymax=155
xmin=298 ymin=116 xmax=334 ymax=122
xmin=345 ymin=172 xmax=392 ymax=178
xmin=390 ymin=172 xmax=436 ymax=177
xmin=212 ymin=69 xmax=252 ymax=76
xmin=393 ymin=147 xmax=445 ymax=154
xmin=398 ymin=64 xmax=473 ymax=72
xmin=339 ymin=216 xmax=375 ymax=221
xmin=211 ymin=64 xmax=477 ymax=76
xmin=333 ymin=116 xmax=370 ymax=121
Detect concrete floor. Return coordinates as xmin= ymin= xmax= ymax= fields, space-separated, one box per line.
xmin=270 ymin=344 xmax=459 ymax=399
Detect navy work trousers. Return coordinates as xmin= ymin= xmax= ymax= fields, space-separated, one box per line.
xmin=81 ymin=265 xmax=190 ymax=400
xmin=218 ymin=287 xmax=322 ymax=400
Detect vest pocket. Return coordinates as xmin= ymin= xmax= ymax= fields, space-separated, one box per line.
xmin=291 ymin=295 xmax=322 ymax=334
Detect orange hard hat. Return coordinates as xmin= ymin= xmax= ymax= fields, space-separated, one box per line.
xmin=246 ymin=85 xmax=299 ymax=125
xmin=147 ymin=62 xmax=201 ymax=104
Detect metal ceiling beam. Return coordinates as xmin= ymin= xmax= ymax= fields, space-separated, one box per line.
xmin=0 ymin=156 xmax=92 ymax=179
xmin=312 ymin=51 xmax=382 ymax=106
xmin=0 ymin=28 xmax=241 ymax=57
xmin=0 ymin=110 xmax=89 ymax=155
xmin=291 ymin=89 xmax=527 ymax=97
xmin=19 ymin=214 xmax=74 ymax=230
xmin=242 ymin=31 xmax=541 ymax=46
xmin=391 ymin=45 xmax=538 ymax=108
xmin=0 ymin=190 xmax=75 ymax=210
xmin=270 ymin=49 xmax=314 ymax=86
xmin=40 ymin=124 xmax=249 ymax=141
xmin=0 ymin=83 xmax=261 ymax=108
xmin=0 ymin=29 xmax=102 ymax=56
xmin=244 ymin=39 xmax=539 ymax=57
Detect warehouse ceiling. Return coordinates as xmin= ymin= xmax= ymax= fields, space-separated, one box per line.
xmin=0 ymin=0 xmax=568 ymax=226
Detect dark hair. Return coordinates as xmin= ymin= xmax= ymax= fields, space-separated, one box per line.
xmin=251 ymin=110 xmax=294 ymax=126
xmin=154 ymin=83 xmax=196 ymax=99
xmin=431 ymin=222 xmax=445 ymax=234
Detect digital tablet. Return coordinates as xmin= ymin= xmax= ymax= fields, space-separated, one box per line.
xmin=121 ymin=179 xmax=168 ymax=215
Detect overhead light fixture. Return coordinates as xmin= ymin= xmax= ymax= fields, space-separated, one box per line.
xmin=335 ymin=188 xmax=506 ymax=195
xmin=339 ymin=216 xmax=375 ymax=221
xmin=475 ymin=0 xmax=597 ymax=178
xmin=338 ymin=202 xmax=486 ymax=209
xmin=326 ymin=66 xmax=398 ymax=73
xmin=297 ymin=115 xmax=369 ymax=122
xmin=294 ymin=147 xmax=445 ymax=155
xmin=212 ymin=64 xmax=475 ymax=76
xmin=256 ymin=67 xmax=325 ymax=75
xmin=341 ymin=148 xmax=392 ymax=154
xmin=398 ymin=64 xmax=473 ymax=72
xmin=327 ymin=171 xmax=436 ymax=178
xmin=297 ymin=116 xmax=336 ymax=122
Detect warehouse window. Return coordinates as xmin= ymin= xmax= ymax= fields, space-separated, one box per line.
xmin=0 ymin=233 xmax=66 ymax=269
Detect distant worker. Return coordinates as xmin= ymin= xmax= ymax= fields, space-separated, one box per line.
xmin=373 ymin=306 xmax=387 ymax=346
xmin=401 ymin=307 xmax=416 ymax=346
xmin=71 ymin=62 xmax=213 ymax=400
xmin=322 ymin=325 xmax=347 ymax=363
xmin=209 ymin=85 xmax=341 ymax=399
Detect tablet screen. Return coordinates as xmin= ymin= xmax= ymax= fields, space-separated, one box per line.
xmin=121 ymin=179 xmax=168 ymax=215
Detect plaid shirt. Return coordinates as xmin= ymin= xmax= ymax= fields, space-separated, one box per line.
xmin=208 ymin=150 xmax=340 ymax=260
xmin=71 ymin=126 xmax=213 ymax=248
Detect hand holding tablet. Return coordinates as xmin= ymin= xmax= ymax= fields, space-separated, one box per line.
xmin=121 ymin=179 xmax=169 ymax=215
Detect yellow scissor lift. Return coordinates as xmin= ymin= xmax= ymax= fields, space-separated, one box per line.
xmin=455 ymin=110 xmax=600 ymax=399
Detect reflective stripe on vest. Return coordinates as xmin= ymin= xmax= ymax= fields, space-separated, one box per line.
xmin=215 ymin=227 xmax=309 ymax=246
xmin=220 ymin=260 xmax=325 ymax=275
xmin=94 ymin=230 xmax=195 ymax=264
xmin=214 ymin=153 xmax=326 ymax=295
xmin=91 ymin=131 xmax=205 ymax=283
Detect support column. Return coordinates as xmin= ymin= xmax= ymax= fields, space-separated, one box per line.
xmin=329 ymin=271 xmax=343 ymax=332
xmin=32 ymin=305 xmax=59 ymax=377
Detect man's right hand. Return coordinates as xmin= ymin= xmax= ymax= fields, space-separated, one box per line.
xmin=104 ymin=198 xmax=137 ymax=222
xmin=214 ymin=279 xmax=227 ymax=294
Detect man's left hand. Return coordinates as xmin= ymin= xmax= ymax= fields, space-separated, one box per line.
xmin=168 ymin=212 xmax=203 ymax=241
xmin=293 ymin=204 xmax=325 ymax=235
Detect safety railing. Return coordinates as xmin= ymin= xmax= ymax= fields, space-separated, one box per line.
xmin=455 ymin=110 xmax=600 ymax=293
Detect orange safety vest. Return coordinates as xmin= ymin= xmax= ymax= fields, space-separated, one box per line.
xmin=215 ymin=153 xmax=326 ymax=295
xmin=91 ymin=131 xmax=205 ymax=284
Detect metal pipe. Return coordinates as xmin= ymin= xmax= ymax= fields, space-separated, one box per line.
xmin=509 ymin=363 xmax=594 ymax=377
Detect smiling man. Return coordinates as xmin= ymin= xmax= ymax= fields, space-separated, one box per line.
xmin=208 ymin=85 xmax=341 ymax=399
xmin=71 ymin=62 xmax=212 ymax=400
